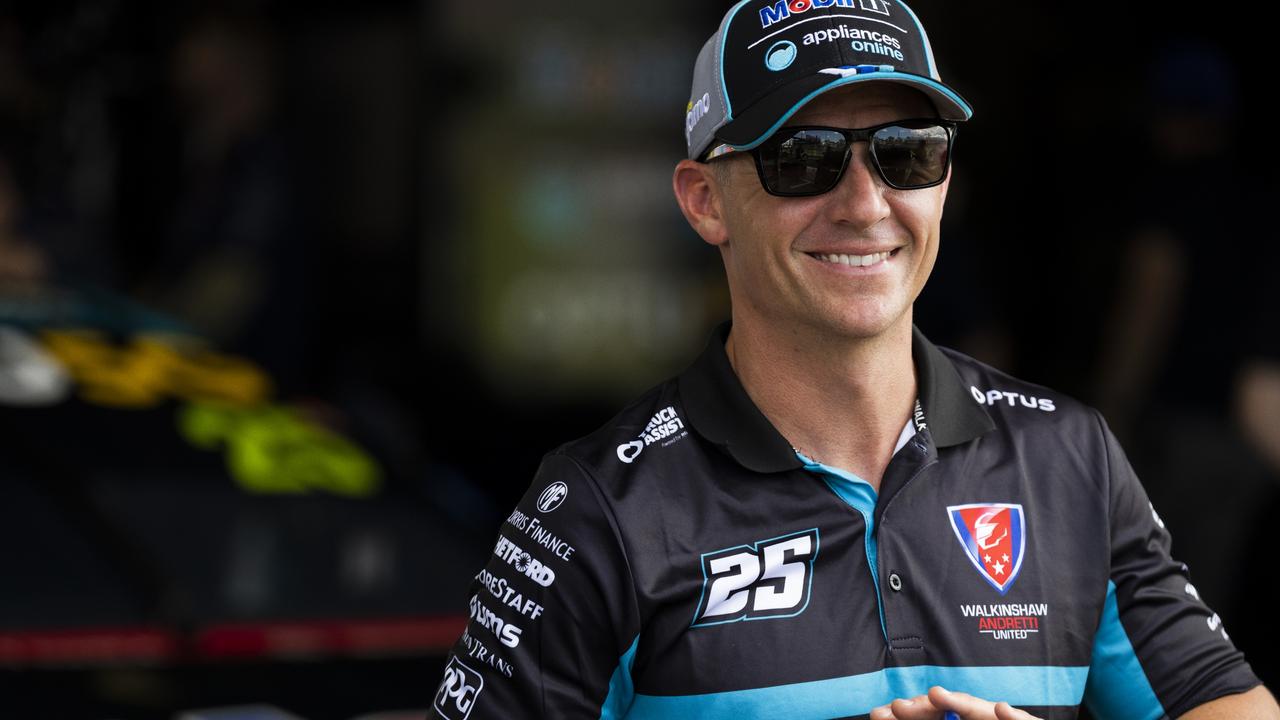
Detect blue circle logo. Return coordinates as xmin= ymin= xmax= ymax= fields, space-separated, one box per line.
xmin=765 ymin=41 xmax=798 ymax=72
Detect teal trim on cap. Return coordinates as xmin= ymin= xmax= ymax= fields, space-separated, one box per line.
xmin=719 ymin=0 xmax=754 ymax=121
xmin=1082 ymin=581 xmax=1166 ymax=720
xmin=626 ymin=664 xmax=1089 ymax=720
xmin=895 ymin=0 xmax=938 ymax=78
xmin=599 ymin=635 xmax=640 ymax=719
xmin=731 ymin=72 xmax=973 ymax=153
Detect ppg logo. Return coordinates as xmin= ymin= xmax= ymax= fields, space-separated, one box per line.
xmin=434 ymin=657 xmax=484 ymax=720
xmin=536 ymin=482 xmax=568 ymax=513
xmin=692 ymin=528 xmax=820 ymax=627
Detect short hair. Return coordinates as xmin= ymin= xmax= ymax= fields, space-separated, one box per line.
xmin=708 ymin=154 xmax=747 ymax=193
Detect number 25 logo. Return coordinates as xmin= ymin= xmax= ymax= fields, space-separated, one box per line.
xmin=692 ymin=529 xmax=820 ymax=627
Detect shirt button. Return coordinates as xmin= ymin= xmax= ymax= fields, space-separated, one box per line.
xmin=889 ymin=572 xmax=903 ymax=592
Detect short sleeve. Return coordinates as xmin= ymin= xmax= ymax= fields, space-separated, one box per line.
xmin=430 ymin=452 xmax=641 ymax=720
xmin=1083 ymin=412 xmax=1261 ymax=719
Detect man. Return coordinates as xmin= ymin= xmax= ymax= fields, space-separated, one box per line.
xmin=432 ymin=2 xmax=1279 ymax=718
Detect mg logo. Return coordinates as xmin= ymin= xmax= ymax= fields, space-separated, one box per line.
xmin=434 ymin=657 xmax=484 ymax=720
xmin=536 ymin=482 xmax=569 ymax=513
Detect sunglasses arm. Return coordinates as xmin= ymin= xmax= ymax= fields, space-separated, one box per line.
xmin=702 ymin=144 xmax=740 ymax=162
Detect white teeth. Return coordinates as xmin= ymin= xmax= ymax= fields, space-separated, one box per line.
xmin=818 ymin=251 xmax=893 ymax=267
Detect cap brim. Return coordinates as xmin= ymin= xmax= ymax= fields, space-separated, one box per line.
xmin=716 ymin=70 xmax=972 ymax=151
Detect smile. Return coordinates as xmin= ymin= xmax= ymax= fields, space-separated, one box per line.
xmin=808 ymin=248 xmax=900 ymax=268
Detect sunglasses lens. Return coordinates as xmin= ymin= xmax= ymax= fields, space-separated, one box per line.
xmin=871 ymin=123 xmax=952 ymax=189
xmin=758 ymin=129 xmax=849 ymax=196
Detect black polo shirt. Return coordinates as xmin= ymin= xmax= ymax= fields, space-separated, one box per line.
xmin=432 ymin=324 xmax=1260 ymax=720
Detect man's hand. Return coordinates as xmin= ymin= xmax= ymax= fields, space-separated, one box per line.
xmin=870 ymin=686 xmax=1043 ymax=720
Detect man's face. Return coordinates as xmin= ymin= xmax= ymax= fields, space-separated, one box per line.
xmin=712 ymin=83 xmax=949 ymax=341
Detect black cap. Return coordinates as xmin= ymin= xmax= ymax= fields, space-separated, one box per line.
xmin=685 ymin=0 xmax=972 ymax=160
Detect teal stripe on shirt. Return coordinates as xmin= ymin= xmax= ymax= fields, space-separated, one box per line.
xmin=600 ymin=635 xmax=640 ymax=719
xmin=1082 ymin=580 xmax=1165 ymax=720
xmin=626 ymin=664 xmax=1088 ymax=719
xmin=798 ymin=453 xmax=888 ymax=642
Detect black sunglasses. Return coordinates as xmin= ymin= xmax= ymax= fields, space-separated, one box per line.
xmin=705 ymin=119 xmax=957 ymax=197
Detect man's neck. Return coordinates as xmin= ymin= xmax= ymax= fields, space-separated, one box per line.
xmin=725 ymin=312 xmax=917 ymax=491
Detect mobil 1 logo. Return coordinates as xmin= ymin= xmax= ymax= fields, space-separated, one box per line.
xmin=692 ymin=528 xmax=820 ymax=627
xmin=434 ymin=656 xmax=484 ymax=720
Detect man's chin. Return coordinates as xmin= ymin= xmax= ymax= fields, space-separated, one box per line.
xmin=812 ymin=304 xmax=911 ymax=342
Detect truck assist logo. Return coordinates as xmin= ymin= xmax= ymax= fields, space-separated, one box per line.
xmin=616 ymin=406 xmax=686 ymax=464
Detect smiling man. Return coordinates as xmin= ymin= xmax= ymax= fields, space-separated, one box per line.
xmin=431 ymin=2 xmax=1279 ymax=719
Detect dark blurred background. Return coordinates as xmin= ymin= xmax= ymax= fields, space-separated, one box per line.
xmin=0 ymin=0 xmax=1276 ymax=717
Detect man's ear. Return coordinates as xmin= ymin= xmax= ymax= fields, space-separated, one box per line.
xmin=672 ymin=159 xmax=731 ymax=248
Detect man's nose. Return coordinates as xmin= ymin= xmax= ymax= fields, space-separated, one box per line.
xmin=823 ymin=144 xmax=891 ymax=229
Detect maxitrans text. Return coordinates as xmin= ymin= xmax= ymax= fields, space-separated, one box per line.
xmin=761 ymin=0 xmax=862 ymax=28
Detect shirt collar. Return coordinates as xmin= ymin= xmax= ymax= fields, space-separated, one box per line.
xmin=677 ymin=322 xmax=995 ymax=474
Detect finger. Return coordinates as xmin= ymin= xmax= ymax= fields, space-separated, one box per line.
xmin=870 ymin=695 xmax=941 ymax=720
xmin=995 ymin=701 xmax=1044 ymax=720
xmin=927 ymin=686 xmax=997 ymax=715
xmin=890 ymin=696 xmax=944 ymax=720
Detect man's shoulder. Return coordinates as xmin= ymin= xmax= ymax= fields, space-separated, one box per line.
xmin=547 ymin=373 xmax=695 ymax=482
xmin=934 ymin=342 xmax=1098 ymax=427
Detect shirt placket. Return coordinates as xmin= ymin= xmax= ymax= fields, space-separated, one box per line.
xmin=874 ymin=428 xmax=939 ymax=658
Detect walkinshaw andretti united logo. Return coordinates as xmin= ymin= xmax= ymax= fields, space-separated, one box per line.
xmin=947 ymin=504 xmax=1026 ymax=595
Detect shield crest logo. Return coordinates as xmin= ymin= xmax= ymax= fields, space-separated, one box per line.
xmin=947 ymin=503 xmax=1026 ymax=595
